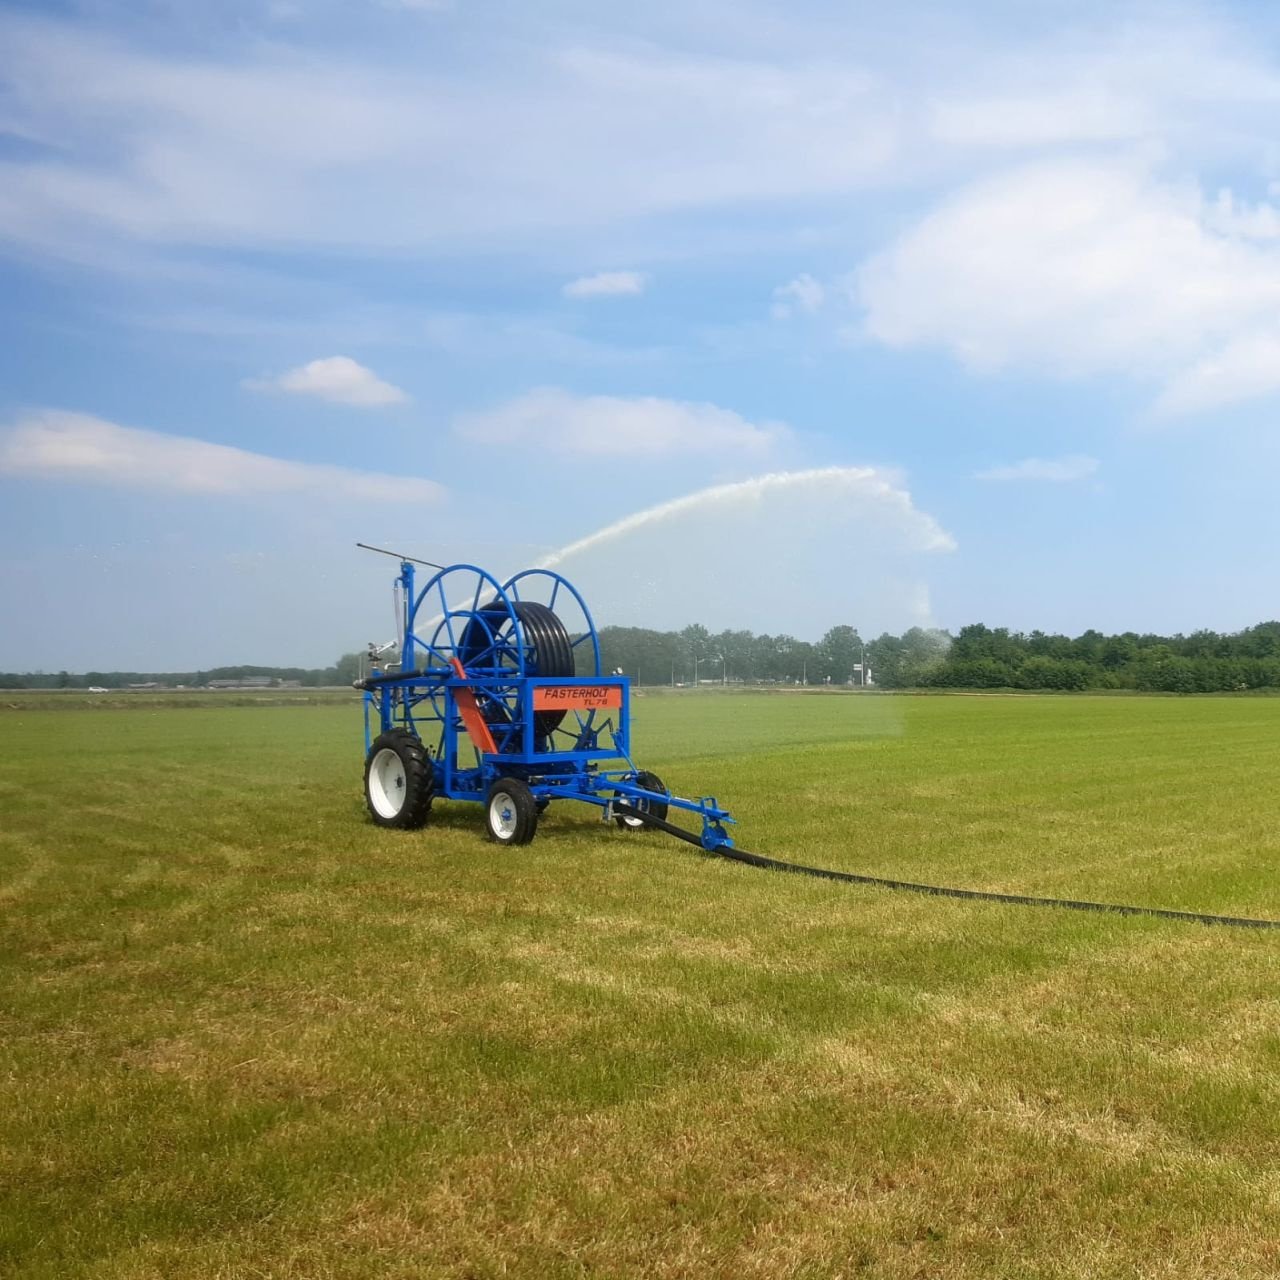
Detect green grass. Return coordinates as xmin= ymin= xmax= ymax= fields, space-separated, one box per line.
xmin=2 ymin=692 xmax=1279 ymax=1278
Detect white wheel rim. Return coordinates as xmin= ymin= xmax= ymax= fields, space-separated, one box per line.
xmin=489 ymin=791 xmax=518 ymax=840
xmin=623 ymin=803 xmax=646 ymax=828
xmin=368 ymin=747 xmax=408 ymax=818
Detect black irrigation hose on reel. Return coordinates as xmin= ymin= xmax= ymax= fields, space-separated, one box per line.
xmin=507 ymin=600 xmax=576 ymax=735
xmin=612 ymin=805 xmax=1280 ymax=932
xmin=458 ymin=598 xmax=577 ymax=735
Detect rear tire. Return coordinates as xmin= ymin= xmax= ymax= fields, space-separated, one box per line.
xmin=364 ymin=729 xmax=434 ymax=829
xmin=485 ymin=777 xmax=539 ymax=846
xmin=615 ymin=771 xmax=669 ymax=830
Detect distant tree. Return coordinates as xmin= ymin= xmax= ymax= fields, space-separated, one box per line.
xmin=1238 ymin=621 xmax=1280 ymax=659
xmin=767 ymin=634 xmax=803 ymax=682
xmin=899 ymin=627 xmax=951 ymax=685
xmin=713 ymin=629 xmax=755 ymax=682
xmin=1071 ymin=629 xmax=1107 ymax=664
xmin=1017 ymin=656 xmax=1091 ymax=691
xmin=819 ymin=625 xmax=862 ymax=684
xmin=1099 ymin=635 xmax=1136 ymax=670
xmin=792 ymin=640 xmax=818 ymax=684
xmin=333 ymin=652 xmax=363 ymax=686
xmin=928 ymin=656 xmax=1016 ymax=688
xmin=1181 ymin=629 xmax=1225 ymax=659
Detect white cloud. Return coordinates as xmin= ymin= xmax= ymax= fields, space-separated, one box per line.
xmin=922 ymin=16 xmax=1280 ymax=158
xmin=771 ymin=273 xmax=825 ymax=319
xmin=0 ymin=410 xmax=442 ymax=502
xmin=1156 ymin=335 xmax=1280 ymax=416
xmin=454 ymin=387 xmax=788 ymax=458
xmin=857 ymin=159 xmax=1280 ymax=413
xmin=246 ymin=356 xmax=408 ymax=407
xmin=562 ymin=271 xmax=646 ymax=299
xmin=975 ymin=455 xmax=1100 ymax=483
xmin=1205 ymin=190 xmax=1280 ymax=241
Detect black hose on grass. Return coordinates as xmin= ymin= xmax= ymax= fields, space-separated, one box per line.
xmin=614 ymin=806 xmax=1280 ymax=931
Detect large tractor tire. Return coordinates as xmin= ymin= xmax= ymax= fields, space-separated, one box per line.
xmin=364 ymin=729 xmax=434 ymax=829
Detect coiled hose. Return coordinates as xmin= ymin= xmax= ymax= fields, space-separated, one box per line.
xmin=459 ymin=600 xmax=576 ymax=735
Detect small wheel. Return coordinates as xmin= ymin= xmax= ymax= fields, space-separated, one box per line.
xmin=615 ymin=770 xmax=669 ymax=830
xmin=485 ymin=777 xmax=539 ymax=846
xmin=365 ymin=729 xmax=434 ymax=829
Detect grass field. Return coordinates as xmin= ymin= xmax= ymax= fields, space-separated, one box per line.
xmin=2 ymin=692 xmax=1279 ymax=1278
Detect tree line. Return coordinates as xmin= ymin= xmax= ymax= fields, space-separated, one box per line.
xmin=5 ymin=619 xmax=1280 ymax=693
xmin=596 ymin=620 xmax=1280 ymax=692
xmin=0 ymin=657 xmax=367 ymax=691
xmin=908 ymin=621 xmax=1280 ymax=693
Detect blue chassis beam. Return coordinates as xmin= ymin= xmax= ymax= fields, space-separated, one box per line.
xmin=363 ymin=675 xmax=735 ymax=850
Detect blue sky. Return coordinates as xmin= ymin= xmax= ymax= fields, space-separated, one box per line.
xmin=3 ymin=0 xmax=1280 ymax=669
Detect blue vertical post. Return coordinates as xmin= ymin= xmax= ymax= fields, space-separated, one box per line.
xmin=399 ymin=561 xmax=416 ymax=672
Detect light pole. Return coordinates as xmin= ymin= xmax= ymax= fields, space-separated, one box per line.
xmin=693 ymin=655 xmax=701 ymax=685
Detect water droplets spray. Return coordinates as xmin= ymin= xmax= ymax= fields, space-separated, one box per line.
xmin=537 ymin=467 xmax=955 ymax=572
xmin=530 ymin=467 xmax=955 ymax=641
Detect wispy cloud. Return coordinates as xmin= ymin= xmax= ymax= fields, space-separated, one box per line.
xmin=0 ymin=10 xmax=900 ymax=258
xmin=771 ymin=273 xmax=825 ymax=319
xmin=454 ymin=388 xmax=788 ymax=458
xmin=0 ymin=411 xmax=442 ymax=502
xmin=562 ymin=271 xmax=646 ymax=299
xmin=245 ymin=356 xmax=408 ymax=407
xmin=975 ymin=455 xmax=1100 ymax=483
xmin=1154 ymin=335 xmax=1280 ymax=416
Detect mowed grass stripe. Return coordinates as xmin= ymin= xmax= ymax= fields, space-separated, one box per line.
xmin=1 ymin=694 xmax=1278 ymax=1277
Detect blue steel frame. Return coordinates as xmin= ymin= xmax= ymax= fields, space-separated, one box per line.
xmin=361 ymin=559 xmax=735 ymax=849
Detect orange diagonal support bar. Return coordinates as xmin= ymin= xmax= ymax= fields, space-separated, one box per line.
xmin=448 ymin=657 xmax=499 ymax=756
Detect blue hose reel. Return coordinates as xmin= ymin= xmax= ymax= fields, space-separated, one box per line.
xmin=358 ymin=557 xmax=734 ymax=849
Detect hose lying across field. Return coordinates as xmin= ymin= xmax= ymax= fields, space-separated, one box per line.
xmin=614 ymin=806 xmax=1280 ymax=931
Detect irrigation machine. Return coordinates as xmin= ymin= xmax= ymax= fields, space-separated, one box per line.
xmin=356 ymin=548 xmax=736 ymax=850
xmin=350 ymin=548 xmax=1280 ymax=933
